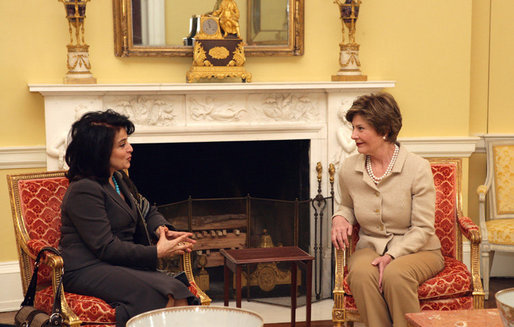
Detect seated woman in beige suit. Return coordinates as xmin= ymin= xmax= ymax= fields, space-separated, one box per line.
xmin=331 ymin=93 xmax=444 ymax=327
xmin=60 ymin=110 xmax=198 ymax=327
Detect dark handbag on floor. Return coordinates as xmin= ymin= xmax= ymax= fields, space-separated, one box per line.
xmin=15 ymin=247 xmax=64 ymax=327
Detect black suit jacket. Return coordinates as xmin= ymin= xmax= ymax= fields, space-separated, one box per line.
xmin=60 ymin=173 xmax=169 ymax=272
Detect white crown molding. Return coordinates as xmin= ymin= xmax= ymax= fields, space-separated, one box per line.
xmin=472 ymin=134 xmax=514 ymax=153
xmin=399 ymin=136 xmax=480 ymax=158
xmin=0 ymin=146 xmax=46 ymax=169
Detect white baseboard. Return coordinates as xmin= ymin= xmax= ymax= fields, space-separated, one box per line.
xmin=0 ymin=261 xmax=23 ymax=312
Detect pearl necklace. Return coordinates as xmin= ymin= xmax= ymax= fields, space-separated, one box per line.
xmin=366 ymin=144 xmax=399 ymax=184
xmin=112 ymin=176 xmax=121 ymax=195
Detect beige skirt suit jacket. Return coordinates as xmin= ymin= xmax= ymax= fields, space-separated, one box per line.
xmin=333 ymin=145 xmax=441 ymax=259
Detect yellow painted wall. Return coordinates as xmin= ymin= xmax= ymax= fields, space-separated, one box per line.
xmin=468 ymin=0 xmax=514 ymax=225
xmin=0 ymin=0 xmax=512 ymax=263
xmin=469 ymin=0 xmax=490 ymax=135
xmin=488 ymin=0 xmax=514 ymax=133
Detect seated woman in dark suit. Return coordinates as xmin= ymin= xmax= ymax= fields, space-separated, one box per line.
xmin=59 ymin=109 xmax=197 ymax=327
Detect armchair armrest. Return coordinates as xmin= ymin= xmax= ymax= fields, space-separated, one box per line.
xmin=457 ymin=215 xmax=480 ymax=244
xmin=23 ymin=246 xmax=83 ymax=327
xmin=476 ymin=184 xmax=490 ymax=241
xmin=456 ymin=215 xmax=485 ymax=308
xmin=42 ymin=252 xmax=82 ymax=327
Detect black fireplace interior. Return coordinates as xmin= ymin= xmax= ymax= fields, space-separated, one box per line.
xmin=129 ymin=140 xmax=311 ymax=204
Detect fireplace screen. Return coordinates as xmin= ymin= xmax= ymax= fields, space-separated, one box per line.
xmin=158 ymin=193 xmax=333 ymax=304
xmin=158 ymin=196 xmax=312 ymax=300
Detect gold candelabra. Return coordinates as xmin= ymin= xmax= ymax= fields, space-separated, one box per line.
xmin=59 ymin=0 xmax=96 ymax=84
xmin=332 ymin=0 xmax=367 ymax=81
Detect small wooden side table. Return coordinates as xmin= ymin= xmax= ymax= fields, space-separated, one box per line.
xmin=220 ymin=246 xmax=314 ymax=327
xmin=405 ymin=308 xmax=503 ymax=327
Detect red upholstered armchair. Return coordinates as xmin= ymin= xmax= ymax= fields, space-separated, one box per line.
xmin=7 ymin=171 xmax=210 ymax=327
xmin=332 ymin=159 xmax=485 ymax=326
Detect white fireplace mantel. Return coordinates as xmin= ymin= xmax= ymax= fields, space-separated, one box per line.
xmin=30 ymin=81 xmax=396 ymax=172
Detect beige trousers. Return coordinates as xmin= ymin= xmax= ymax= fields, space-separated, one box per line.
xmin=348 ymin=247 xmax=444 ymax=327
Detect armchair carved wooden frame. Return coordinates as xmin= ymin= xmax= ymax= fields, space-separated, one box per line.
xmin=477 ymin=136 xmax=514 ymax=300
xmin=332 ymin=158 xmax=484 ymax=327
xmin=8 ymin=171 xmax=210 ymax=327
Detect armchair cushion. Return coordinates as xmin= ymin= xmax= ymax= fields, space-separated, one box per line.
xmin=417 ymin=256 xmax=472 ymax=300
xmin=35 ymin=286 xmax=116 ymax=324
xmin=486 ymin=219 xmax=514 ymax=244
xmin=419 ymin=297 xmax=474 ymax=311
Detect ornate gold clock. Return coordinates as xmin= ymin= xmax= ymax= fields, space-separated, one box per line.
xmin=186 ymin=0 xmax=251 ymax=83
xmin=197 ymin=16 xmax=222 ymax=39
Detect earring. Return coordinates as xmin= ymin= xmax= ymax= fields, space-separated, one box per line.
xmin=383 ymin=135 xmax=386 ymax=140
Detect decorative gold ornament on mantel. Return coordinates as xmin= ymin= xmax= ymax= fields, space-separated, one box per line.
xmin=186 ymin=0 xmax=251 ymax=83
xmin=332 ymin=0 xmax=367 ymax=81
xmin=59 ymin=0 xmax=96 ymax=84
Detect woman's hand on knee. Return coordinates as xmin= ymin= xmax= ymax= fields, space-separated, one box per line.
xmin=331 ymin=215 xmax=352 ymax=250
xmin=371 ymin=254 xmax=393 ymax=292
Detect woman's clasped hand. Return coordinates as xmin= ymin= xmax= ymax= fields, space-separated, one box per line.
xmin=156 ymin=226 xmax=195 ymax=259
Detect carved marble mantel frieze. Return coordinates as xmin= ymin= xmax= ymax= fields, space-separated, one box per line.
xmin=30 ymin=82 xmax=394 ymax=175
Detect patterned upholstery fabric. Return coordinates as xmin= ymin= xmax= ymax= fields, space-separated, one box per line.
xmin=431 ymin=164 xmax=457 ymax=258
xmin=486 ymin=219 xmax=514 ymax=244
xmin=419 ymin=297 xmax=473 ymax=311
xmin=16 ymin=177 xmax=117 ymax=325
xmin=19 ymin=178 xmax=68 ymax=284
xmin=35 ymin=287 xmax=116 ymax=324
xmin=417 ymin=257 xmax=471 ymax=300
xmin=338 ymin=161 xmax=480 ymax=323
xmin=457 ymin=216 xmax=480 ymax=241
xmin=493 ymin=145 xmax=514 ymax=214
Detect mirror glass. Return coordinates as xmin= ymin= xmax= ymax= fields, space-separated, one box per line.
xmin=113 ymin=0 xmax=303 ymax=56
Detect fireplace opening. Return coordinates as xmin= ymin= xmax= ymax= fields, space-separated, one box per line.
xmin=129 ymin=140 xmax=311 ymax=204
xmin=128 ymin=140 xmax=313 ymax=303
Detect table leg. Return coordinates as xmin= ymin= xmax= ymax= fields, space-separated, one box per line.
xmin=246 ymin=265 xmax=251 ymax=302
xmin=224 ymin=258 xmax=229 ymax=307
xmin=236 ymin=264 xmax=242 ymax=308
xmin=306 ymin=260 xmax=312 ymax=327
xmin=291 ymin=262 xmax=297 ymax=327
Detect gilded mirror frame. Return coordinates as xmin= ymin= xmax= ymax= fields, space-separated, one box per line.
xmin=113 ymin=0 xmax=304 ymax=57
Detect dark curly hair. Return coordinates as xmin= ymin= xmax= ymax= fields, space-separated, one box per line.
xmin=65 ymin=109 xmax=135 ymax=183
xmin=345 ymin=92 xmax=402 ymax=143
